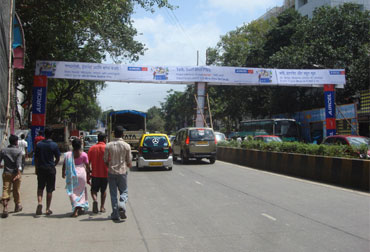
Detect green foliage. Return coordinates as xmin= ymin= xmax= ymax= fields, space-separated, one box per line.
xmin=161 ymin=87 xmax=195 ymax=132
xmin=146 ymin=106 xmax=165 ymax=133
xmin=15 ymin=0 xmax=173 ymax=130
xmin=202 ymin=3 xmax=370 ymax=126
xmin=220 ymin=140 xmax=366 ymax=159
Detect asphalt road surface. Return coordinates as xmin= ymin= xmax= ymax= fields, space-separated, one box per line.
xmin=0 ymin=158 xmax=369 ymax=252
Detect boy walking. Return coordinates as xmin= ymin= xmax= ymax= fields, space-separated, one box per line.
xmin=88 ymin=133 xmax=108 ymax=213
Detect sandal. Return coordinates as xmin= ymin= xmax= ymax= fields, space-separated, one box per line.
xmin=93 ymin=201 xmax=98 ymax=214
xmin=100 ymin=208 xmax=106 ymax=213
xmin=70 ymin=210 xmax=78 ymax=217
xmin=46 ymin=210 xmax=53 ymax=216
xmin=36 ymin=204 xmax=42 ymax=215
xmin=14 ymin=204 xmax=23 ymax=213
xmin=1 ymin=211 xmax=8 ymax=218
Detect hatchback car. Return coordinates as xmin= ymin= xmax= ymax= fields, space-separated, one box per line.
xmin=322 ymin=135 xmax=370 ymax=158
xmin=253 ymin=135 xmax=283 ymax=143
xmin=172 ymin=127 xmax=216 ymax=164
xmin=136 ymin=133 xmax=173 ymax=170
xmin=83 ymin=135 xmax=98 ymax=153
xmin=214 ymin=132 xmax=227 ymax=143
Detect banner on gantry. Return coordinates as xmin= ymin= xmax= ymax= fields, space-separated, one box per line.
xmin=35 ymin=61 xmax=345 ymax=87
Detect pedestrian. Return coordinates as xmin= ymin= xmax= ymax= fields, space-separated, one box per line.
xmin=34 ymin=130 xmax=45 ymax=146
xmin=62 ymin=138 xmax=90 ymax=217
xmin=103 ymin=126 xmax=132 ymax=221
xmin=33 ymin=130 xmax=45 ymax=174
xmin=88 ymin=133 xmax=108 ymax=214
xmin=0 ymin=135 xmax=23 ymax=218
xmin=18 ymin=134 xmax=28 ymax=172
xmin=34 ymin=126 xmax=61 ymax=216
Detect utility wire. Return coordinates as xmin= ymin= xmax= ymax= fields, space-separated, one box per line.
xmin=163 ymin=8 xmax=206 ymax=65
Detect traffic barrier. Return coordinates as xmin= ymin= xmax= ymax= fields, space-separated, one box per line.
xmin=217 ymin=147 xmax=370 ymax=191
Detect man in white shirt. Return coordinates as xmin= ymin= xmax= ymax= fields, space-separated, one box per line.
xmin=18 ymin=134 xmax=28 ymax=172
xmin=103 ymin=126 xmax=132 ymax=221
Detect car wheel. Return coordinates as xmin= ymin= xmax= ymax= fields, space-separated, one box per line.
xmin=181 ymin=152 xmax=187 ymax=164
xmin=209 ymin=158 xmax=215 ymax=164
xmin=168 ymin=166 xmax=172 ymax=171
xmin=173 ymin=155 xmax=177 ymax=161
xmin=196 ymin=158 xmax=202 ymax=162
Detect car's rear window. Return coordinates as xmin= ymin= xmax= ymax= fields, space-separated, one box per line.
xmin=189 ymin=129 xmax=214 ymax=141
xmin=347 ymin=137 xmax=369 ymax=147
xmin=143 ymin=136 xmax=169 ymax=147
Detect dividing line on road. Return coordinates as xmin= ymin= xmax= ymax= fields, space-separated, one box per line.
xmin=195 ymin=180 xmax=203 ymax=186
xmin=218 ymin=161 xmax=369 ymax=196
xmin=261 ymin=213 xmax=277 ymax=221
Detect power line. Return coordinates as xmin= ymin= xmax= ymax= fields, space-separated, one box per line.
xmin=163 ymin=8 xmax=206 ymax=65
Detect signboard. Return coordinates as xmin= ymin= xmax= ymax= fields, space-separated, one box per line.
xmin=324 ymin=84 xmax=336 ymax=136
xmin=35 ymin=61 xmax=346 ymax=87
xmin=31 ymin=76 xmax=47 ymax=149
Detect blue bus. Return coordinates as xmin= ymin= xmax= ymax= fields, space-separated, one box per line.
xmin=239 ymin=119 xmax=301 ymax=142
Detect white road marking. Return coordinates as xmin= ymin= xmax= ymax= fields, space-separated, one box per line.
xmin=262 ymin=213 xmax=277 ymax=221
xmin=195 ymin=181 xmax=203 ymax=185
xmin=178 ymin=172 xmax=185 ymax=176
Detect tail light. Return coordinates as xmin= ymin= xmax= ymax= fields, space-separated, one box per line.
xmin=169 ymin=146 xmax=173 ymax=154
xmin=185 ymin=136 xmax=190 ymax=145
xmin=215 ymin=138 xmax=217 ymax=145
xmin=138 ymin=146 xmax=142 ymax=155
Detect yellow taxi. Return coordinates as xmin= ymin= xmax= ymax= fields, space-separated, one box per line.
xmin=136 ymin=133 xmax=173 ymax=170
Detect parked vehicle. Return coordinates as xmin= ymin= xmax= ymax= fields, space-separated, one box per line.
xmin=239 ymin=119 xmax=301 ymax=142
xmin=137 ymin=133 xmax=173 ymax=170
xmin=169 ymin=135 xmax=176 ymax=145
xmin=214 ymin=132 xmax=227 ymax=143
xmin=172 ymin=127 xmax=216 ymax=164
xmin=83 ymin=135 xmax=98 ymax=153
xmin=322 ymin=135 xmax=370 ymax=158
xmin=50 ymin=124 xmax=70 ymax=152
xmin=107 ymin=110 xmax=146 ymax=159
xmin=253 ymin=135 xmax=283 ymax=143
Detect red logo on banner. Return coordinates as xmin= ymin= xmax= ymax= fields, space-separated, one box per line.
xmin=324 ymin=84 xmax=335 ymax=92
xmin=326 ymin=118 xmax=336 ymax=130
xmin=31 ymin=114 xmax=46 ymax=126
xmin=33 ymin=75 xmax=48 ymax=87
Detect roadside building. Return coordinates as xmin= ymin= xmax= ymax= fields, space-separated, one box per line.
xmin=259 ymin=0 xmax=370 ymax=20
xmin=274 ymin=103 xmax=359 ymax=143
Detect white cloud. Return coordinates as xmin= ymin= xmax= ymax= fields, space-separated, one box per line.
xmin=133 ymin=14 xmax=221 ymax=66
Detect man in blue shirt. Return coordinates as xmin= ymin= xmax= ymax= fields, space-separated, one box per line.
xmin=34 ymin=126 xmax=60 ymax=216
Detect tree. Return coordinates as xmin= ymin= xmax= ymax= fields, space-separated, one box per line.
xmin=269 ymin=3 xmax=370 ymax=106
xmin=15 ymin=0 xmax=174 ymax=129
xmin=206 ymin=18 xmax=276 ymax=127
xmin=146 ymin=106 xmax=165 ymax=133
xmin=161 ymin=87 xmax=195 ymax=133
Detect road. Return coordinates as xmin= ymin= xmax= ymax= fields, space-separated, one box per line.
xmin=0 ymin=159 xmax=369 ymax=252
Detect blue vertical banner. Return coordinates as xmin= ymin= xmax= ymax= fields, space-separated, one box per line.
xmin=324 ymin=84 xmax=336 ymax=136
xmin=31 ymin=76 xmax=48 ymax=150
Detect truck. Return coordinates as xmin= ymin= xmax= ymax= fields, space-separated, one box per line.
xmin=107 ymin=110 xmax=147 ymax=159
xmin=50 ymin=124 xmax=70 ymax=152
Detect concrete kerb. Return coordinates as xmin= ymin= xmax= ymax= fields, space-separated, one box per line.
xmin=216 ymin=147 xmax=370 ymax=192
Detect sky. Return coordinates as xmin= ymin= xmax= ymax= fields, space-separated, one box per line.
xmin=97 ymin=0 xmax=284 ymax=112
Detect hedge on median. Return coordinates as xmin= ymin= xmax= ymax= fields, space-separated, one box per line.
xmin=217 ymin=140 xmax=369 ymax=159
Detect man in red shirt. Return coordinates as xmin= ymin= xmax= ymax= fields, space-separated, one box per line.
xmin=87 ymin=133 xmax=108 ymax=213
